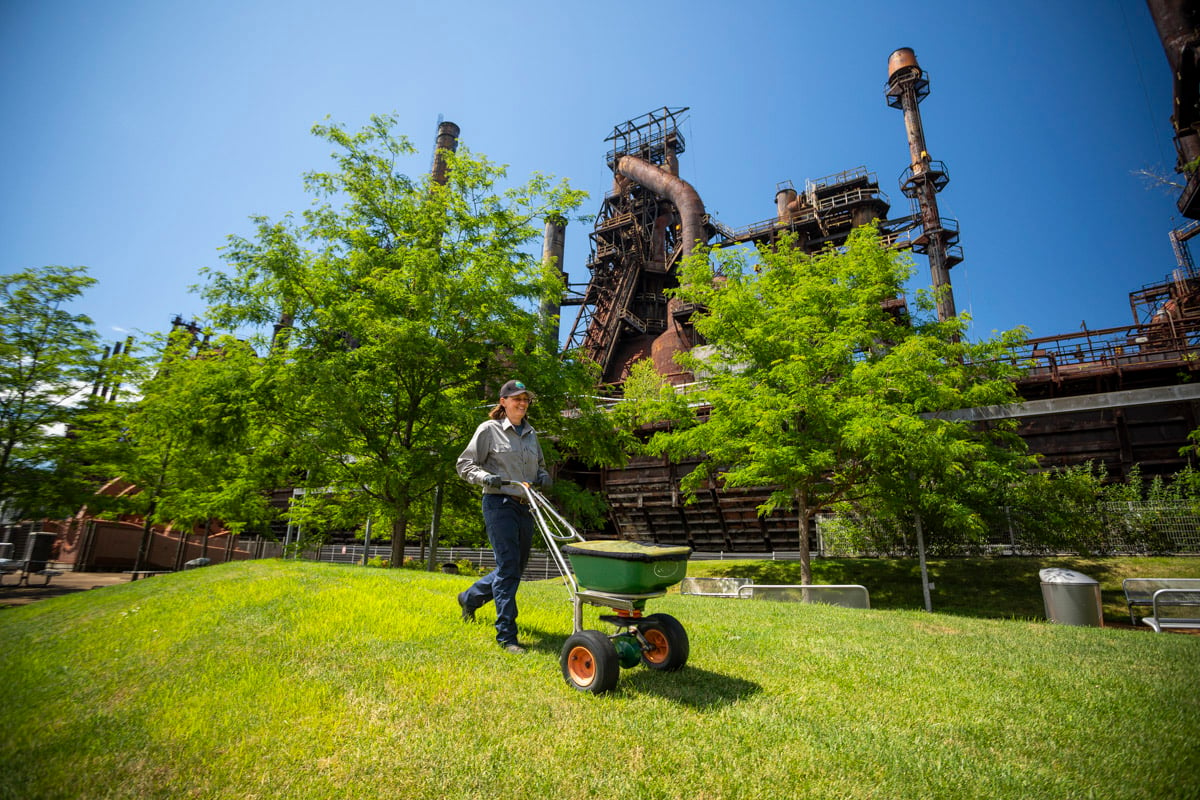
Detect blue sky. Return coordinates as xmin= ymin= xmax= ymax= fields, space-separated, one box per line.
xmin=0 ymin=0 xmax=1183 ymax=349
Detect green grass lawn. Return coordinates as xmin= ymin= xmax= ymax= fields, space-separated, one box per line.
xmin=1 ymin=558 xmax=1197 ymax=800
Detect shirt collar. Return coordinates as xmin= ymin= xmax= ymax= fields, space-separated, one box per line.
xmin=500 ymin=417 xmax=533 ymax=434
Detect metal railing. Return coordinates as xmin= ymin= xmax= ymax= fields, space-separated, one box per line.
xmin=1013 ymin=318 xmax=1200 ymax=378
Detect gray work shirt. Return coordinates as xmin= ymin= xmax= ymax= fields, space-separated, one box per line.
xmin=456 ymin=417 xmax=551 ymax=497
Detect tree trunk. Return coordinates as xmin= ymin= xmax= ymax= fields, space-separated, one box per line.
xmin=173 ymin=523 xmax=188 ymax=571
xmin=133 ymin=501 xmax=157 ymax=573
xmin=914 ymin=511 xmax=932 ymax=612
xmin=389 ymin=515 xmax=408 ymax=567
xmin=361 ymin=517 xmax=372 ymax=566
xmin=796 ymin=489 xmax=813 ymax=586
xmin=427 ymin=483 xmax=444 ymax=572
xmin=200 ymin=518 xmax=211 ymax=560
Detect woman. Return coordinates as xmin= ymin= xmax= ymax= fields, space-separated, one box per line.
xmin=455 ymin=379 xmax=551 ymax=654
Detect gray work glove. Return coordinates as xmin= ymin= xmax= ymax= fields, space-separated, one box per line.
xmin=483 ymin=474 xmax=503 ymax=489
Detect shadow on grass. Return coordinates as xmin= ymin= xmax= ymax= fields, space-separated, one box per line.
xmin=618 ymin=665 xmax=762 ymax=708
xmin=526 ymin=626 xmax=762 ymax=708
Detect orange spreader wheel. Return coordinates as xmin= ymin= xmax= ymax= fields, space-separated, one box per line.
xmin=560 ymin=630 xmax=620 ymax=694
xmin=635 ymin=613 xmax=689 ymax=672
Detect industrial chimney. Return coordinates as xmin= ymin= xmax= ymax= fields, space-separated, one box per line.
xmin=886 ymin=48 xmax=961 ymax=324
xmin=430 ymin=120 xmax=460 ymax=185
xmin=540 ymin=216 xmax=567 ymax=350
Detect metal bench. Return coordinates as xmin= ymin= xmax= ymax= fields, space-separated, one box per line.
xmin=1122 ymin=578 xmax=1200 ymax=632
xmin=736 ymin=584 xmax=871 ymax=609
xmin=680 ymin=577 xmax=752 ymax=597
xmin=0 ymin=532 xmax=61 ymax=587
xmin=680 ymin=577 xmax=870 ymax=608
xmin=123 ymin=570 xmax=171 ymax=581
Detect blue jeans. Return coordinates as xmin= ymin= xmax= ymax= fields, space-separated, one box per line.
xmin=461 ymin=495 xmax=534 ymax=645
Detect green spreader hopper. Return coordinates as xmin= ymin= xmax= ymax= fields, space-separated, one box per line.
xmin=560 ymin=540 xmax=692 ymax=594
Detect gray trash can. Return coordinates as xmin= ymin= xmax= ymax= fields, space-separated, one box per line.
xmin=1039 ymin=568 xmax=1104 ymax=627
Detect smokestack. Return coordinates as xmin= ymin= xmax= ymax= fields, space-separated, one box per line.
xmin=106 ymin=336 xmax=134 ymax=402
xmin=91 ymin=344 xmax=112 ymax=397
xmin=887 ymin=47 xmax=958 ymax=324
xmin=271 ymin=311 xmax=294 ymax=355
xmin=430 ymin=120 xmax=460 ymax=185
xmin=539 ymin=217 xmax=567 ymax=349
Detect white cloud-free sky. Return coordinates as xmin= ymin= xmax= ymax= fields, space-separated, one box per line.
xmin=1 ymin=0 xmax=1183 ymax=347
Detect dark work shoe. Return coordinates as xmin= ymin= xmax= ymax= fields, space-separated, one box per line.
xmin=457 ymin=591 xmax=475 ymax=623
xmin=501 ymin=642 xmax=526 ymax=655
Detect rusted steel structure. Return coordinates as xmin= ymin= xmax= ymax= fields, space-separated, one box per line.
xmin=1147 ymin=0 xmax=1200 ymax=219
xmin=559 ymin=105 xmax=934 ymax=548
xmin=984 ymin=219 xmax=1200 ymax=479
xmin=559 ymin=45 xmax=1200 ymax=548
xmin=1016 ymin=224 xmax=1200 ymax=401
xmin=885 ymin=47 xmax=961 ymax=322
xmin=708 ymin=166 xmax=920 ymax=258
xmin=563 ymin=108 xmax=927 ymax=387
xmin=562 ymin=107 xmax=713 ymax=385
xmin=583 ymin=254 xmax=1200 ymax=547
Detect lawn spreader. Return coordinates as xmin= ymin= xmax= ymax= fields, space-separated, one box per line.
xmin=511 ymin=481 xmax=692 ymax=694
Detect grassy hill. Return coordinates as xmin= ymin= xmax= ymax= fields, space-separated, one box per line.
xmin=1 ymin=559 xmax=1197 ymax=799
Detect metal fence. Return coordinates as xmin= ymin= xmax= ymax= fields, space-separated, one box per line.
xmin=279 ymin=501 xmax=1200 ymax=575
xmin=816 ymin=501 xmax=1200 ymax=558
xmin=307 ymin=544 xmax=566 ymax=581
xmin=1094 ymin=502 xmax=1200 ymax=555
xmin=305 ymin=544 xmax=813 ymax=577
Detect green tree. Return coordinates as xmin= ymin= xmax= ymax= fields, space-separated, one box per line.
xmin=1007 ymin=463 xmax=1109 ymax=554
xmin=628 ymin=227 xmax=1029 ymax=583
xmin=144 ymin=333 xmax=285 ymax=556
xmin=200 ymin=115 xmax=616 ymax=564
xmin=75 ymin=329 xmax=286 ymax=570
xmin=0 ymin=265 xmax=101 ymax=517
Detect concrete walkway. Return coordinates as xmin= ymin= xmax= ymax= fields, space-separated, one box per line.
xmin=0 ymin=569 xmax=133 ymax=608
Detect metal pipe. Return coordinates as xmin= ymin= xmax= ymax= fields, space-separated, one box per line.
xmin=612 ymin=155 xmax=708 ymax=384
xmin=615 ymin=155 xmax=707 ymax=259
